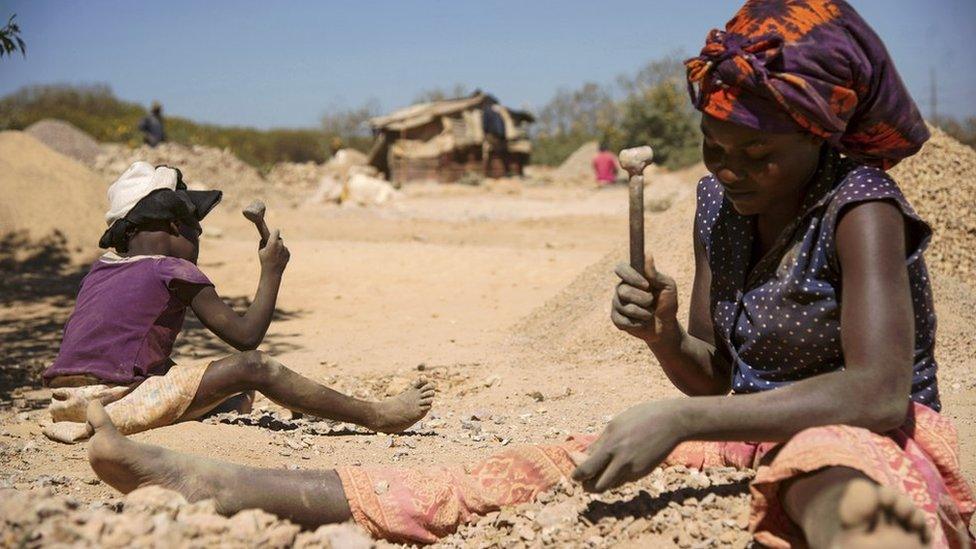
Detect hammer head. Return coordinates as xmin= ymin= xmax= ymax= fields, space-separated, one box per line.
xmin=618 ymin=146 xmax=654 ymax=176
xmin=242 ymin=199 xmax=266 ymax=223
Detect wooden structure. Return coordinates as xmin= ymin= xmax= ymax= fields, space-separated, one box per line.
xmin=366 ymin=92 xmax=533 ymax=184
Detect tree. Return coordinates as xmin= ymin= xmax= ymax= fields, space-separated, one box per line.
xmin=0 ymin=14 xmax=26 ymax=59
xmin=413 ymin=83 xmax=470 ymax=103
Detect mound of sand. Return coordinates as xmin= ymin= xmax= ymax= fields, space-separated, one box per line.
xmin=0 ymin=131 xmax=106 ymax=257
xmin=93 ymin=142 xmax=270 ymax=206
xmin=551 ymin=141 xmax=600 ymax=185
xmin=891 ymin=126 xmax=976 ymax=279
xmin=24 ymin=119 xmax=102 ymax=167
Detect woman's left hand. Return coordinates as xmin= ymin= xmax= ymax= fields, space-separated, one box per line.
xmin=572 ymin=400 xmax=686 ymax=493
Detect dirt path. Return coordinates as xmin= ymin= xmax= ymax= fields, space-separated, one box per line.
xmin=2 ymin=176 xmax=973 ymax=547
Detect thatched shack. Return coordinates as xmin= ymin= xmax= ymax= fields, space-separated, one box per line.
xmin=366 ymin=92 xmax=533 ymax=184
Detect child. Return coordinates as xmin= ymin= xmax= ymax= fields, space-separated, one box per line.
xmin=43 ymin=161 xmax=434 ymax=443
xmin=79 ymin=2 xmax=974 ymax=547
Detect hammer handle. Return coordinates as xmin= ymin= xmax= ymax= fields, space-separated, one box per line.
xmin=629 ymin=175 xmax=645 ymax=275
xmin=255 ymin=219 xmax=271 ymax=248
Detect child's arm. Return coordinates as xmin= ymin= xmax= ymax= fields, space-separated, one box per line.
xmin=182 ymin=230 xmax=290 ymax=351
xmin=578 ymin=202 xmax=915 ymax=491
xmin=612 ymin=232 xmax=732 ymax=396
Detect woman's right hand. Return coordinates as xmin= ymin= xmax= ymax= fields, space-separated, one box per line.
xmin=259 ymin=229 xmax=290 ymax=275
xmin=611 ymin=254 xmax=678 ymax=342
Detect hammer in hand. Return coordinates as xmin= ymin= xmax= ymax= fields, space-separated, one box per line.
xmin=242 ymin=199 xmax=271 ymax=248
xmin=618 ymin=146 xmax=654 ymax=276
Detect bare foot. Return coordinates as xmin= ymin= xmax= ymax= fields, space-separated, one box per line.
xmin=832 ymin=478 xmax=931 ymax=548
xmin=366 ymin=379 xmax=435 ymax=433
xmin=87 ymin=401 xmax=218 ymax=501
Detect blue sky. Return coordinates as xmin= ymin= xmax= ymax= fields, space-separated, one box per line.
xmin=1 ymin=1 xmax=973 ymax=129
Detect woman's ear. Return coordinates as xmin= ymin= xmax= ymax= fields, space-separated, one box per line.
xmin=168 ymin=221 xmax=181 ymax=235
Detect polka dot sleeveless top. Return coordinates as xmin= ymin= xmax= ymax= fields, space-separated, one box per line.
xmin=695 ymin=148 xmax=940 ymax=411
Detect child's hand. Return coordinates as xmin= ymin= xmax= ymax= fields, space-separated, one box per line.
xmin=611 ymin=253 xmax=678 ymax=342
xmin=259 ymin=229 xmax=290 ymax=275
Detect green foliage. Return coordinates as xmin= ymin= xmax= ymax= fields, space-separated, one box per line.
xmin=413 ymin=84 xmax=471 ymax=104
xmin=616 ymin=79 xmax=702 ymax=169
xmin=0 ymin=14 xmax=26 ymax=59
xmin=531 ymin=55 xmax=702 ymax=169
xmin=0 ymin=84 xmax=374 ymax=171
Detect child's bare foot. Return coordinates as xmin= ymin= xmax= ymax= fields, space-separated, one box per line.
xmin=365 ymin=379 xmax=435 ymax=433
xmin=87 ymin=401 xmax=217 ymax=501
xmin=832 ymin=478 xmax=930 ymax=548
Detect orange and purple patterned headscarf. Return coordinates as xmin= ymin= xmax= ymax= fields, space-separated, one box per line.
xmin=686 ymin=0 xmax=928 ymax=169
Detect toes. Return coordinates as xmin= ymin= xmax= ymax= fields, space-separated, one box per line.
xmin=86 ymin=401 xmax=115 ymax=432
xmin=876 ymin=485 xmax=898 ymax=510
xmin=891 ymin=493 xmax=915 ymax=524
xmin=908 ymin=509 xmax=930 ymax=542
xmin=413 ymin=378 xmax=430 ymax=389
xmin=838 ymin=478 xmax=879 ymax=528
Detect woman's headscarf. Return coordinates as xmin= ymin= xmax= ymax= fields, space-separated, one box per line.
xmin=685 ymin=0 xmax=928 ymax=169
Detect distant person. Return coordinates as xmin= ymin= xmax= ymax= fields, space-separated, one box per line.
xmin=591 ymin=143 xmax=618 ymax=186
xmin=139 ymin=101 xmax=166 ymax=147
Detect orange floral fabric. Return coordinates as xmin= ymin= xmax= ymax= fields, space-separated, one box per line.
xmin=337 ymin=403 xmax=974 ymax=546
xmin=685 ymin=0 xmax=929 ymax=169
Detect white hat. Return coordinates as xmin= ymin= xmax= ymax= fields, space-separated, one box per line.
xmin=104 ymin=161 xmax=180 ymax=226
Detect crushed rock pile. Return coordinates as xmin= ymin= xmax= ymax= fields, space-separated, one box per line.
xmin=0 ymin=131 xmax=106 ymax=256
xmin=24 ymin=119 xmax=102 ymax=166
xmin=0 ymin=486 xmax=374 ymax=548
xmin=269 ymin=149 xmax=374 ymax=192
xmin=438 ymin=467 xmax=753 ymax=548
xmin=891 ymin=125 xmax=976 ymax=280
xmin=267 ymin=162 xmax=326 ymax=190
xmin=551 ymin=141 xmax=600 ymax=185
xmin=93 ymin=143 xmax=271 ymax=206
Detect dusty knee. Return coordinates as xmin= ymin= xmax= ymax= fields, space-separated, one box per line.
xmin=234 ymin=350 xmax=283 ymax=386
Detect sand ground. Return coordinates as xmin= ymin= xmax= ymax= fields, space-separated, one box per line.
xmin=2 ymin=174 xmax=973 ymax=547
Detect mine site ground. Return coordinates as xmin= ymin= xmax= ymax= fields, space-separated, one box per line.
xmin=2 ymin=166 xmax=975 ymax=546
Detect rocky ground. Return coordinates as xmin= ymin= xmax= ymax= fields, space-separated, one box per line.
xmin=2 ymin=157 xmax=974 ymax=547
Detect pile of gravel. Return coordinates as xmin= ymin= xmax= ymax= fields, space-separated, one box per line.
xmin=24 ymin=119 xmax=102 ymax=166
xmin=891 ymin=125 xmax=976 ymax=280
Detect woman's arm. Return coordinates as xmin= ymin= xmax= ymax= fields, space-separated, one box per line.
xmin=577 ymin=201 xmax=916 ymax=491
xmin=178 ymin=231 xmax=290 ymax=351
xmin=612 ymin=230 xmax=731 ymax=396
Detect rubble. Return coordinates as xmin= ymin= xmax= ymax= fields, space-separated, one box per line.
xmin=24 ymin=119 xmax=102 ymax=166
xmin=891 ymin=125 xmax=976 ymax=279
xmin=93 ymin=142 xmax=272 ymax=206
xmin=0 ymin=487 xmax=375 ymax=548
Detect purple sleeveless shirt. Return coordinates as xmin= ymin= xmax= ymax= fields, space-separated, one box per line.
xmin=43 ymin=252 xmax=212 ymax=385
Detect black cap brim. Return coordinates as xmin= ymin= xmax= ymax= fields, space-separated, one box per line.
xmin=182 ymin=189 xmax=223 ymax=221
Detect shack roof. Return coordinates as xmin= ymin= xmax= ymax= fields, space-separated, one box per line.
xmin=369 ymin=92 xmax=534 ymax=132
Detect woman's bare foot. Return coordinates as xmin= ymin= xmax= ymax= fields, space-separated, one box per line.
xmin=365 ymin=379 xmax=435 ymax=433
xmin=87 ymin=401 xmax=220 ymax=501
xmin=832 ymin=478 xmax=930 ymax=548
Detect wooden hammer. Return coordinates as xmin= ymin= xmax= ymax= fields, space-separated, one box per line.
xmin=242 ymin=199 xmax=271 ymax=248
xmin=618 ymin=146 xmax=654 ymax=275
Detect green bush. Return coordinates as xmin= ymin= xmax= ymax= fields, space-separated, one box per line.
xmin=531 ymin=55 xmax=702 ymax=170
xmin=0 ymin=84 xmax=373 ymax=172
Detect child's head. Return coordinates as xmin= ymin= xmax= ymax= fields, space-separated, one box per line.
xmin=99 ymin=162 xmax=221 ymax=263
xmin=686 ymin=0 xmax=929 ymax=191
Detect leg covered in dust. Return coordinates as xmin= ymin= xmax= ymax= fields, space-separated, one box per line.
xmin=782 ymin=466 xmax=932 ymax=549
xmin=87 ymin=402 xmax=353 ymax=528
xmin=182 ymin=350 xmax=434 ymax=433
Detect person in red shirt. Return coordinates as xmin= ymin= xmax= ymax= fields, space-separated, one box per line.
xmin=591 ymin=142 xmax=619 ymax=186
